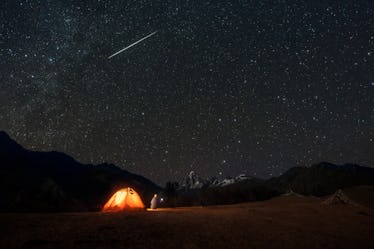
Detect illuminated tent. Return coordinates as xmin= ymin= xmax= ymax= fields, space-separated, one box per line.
xmin=102 ymin=187 xmax=145 ymax=212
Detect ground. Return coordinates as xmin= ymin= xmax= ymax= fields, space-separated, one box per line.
xmin=1 ymin=196 xmax=373 ymax=249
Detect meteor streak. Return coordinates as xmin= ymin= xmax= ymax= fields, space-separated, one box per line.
xmin=108 ymin=31 xmax=157 ymax=59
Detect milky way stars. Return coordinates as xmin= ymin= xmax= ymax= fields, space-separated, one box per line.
xmin=0 ymin=1 xmax=373 ymax=184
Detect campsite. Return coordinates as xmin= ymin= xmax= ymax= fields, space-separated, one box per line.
xmin=1 ymin=131 xmax=374 ymax=248
xmin=102 ymin=188 xmax=145 ymax=212
xmin=1 ymin=0 xmax=373 ymax=248
xmin=1 ymin=194 xmax=374 ymax=249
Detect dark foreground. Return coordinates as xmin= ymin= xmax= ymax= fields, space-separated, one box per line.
xmin=1 ymin=196 xmax=373 ymax=249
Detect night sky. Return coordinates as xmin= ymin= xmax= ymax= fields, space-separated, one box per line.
xmin=1 ymin=0 xmax=373 ymax=185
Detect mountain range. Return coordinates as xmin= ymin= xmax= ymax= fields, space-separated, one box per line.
xmin=180 ymin=171 xmax=253 ymax=189
xmin=171 ymin=162 xmax=374 ymax=206
xmin=1 ymin=130 xmax=373 ymax=211
xmin=0 ymin=131 xmax=160 ymax=212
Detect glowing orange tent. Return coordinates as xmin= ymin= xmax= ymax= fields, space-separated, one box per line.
xmin=102 ymin=187 xmax=145 ymax=212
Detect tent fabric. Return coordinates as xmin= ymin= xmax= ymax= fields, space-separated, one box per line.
xmin=102 ymin=187 xmax=145 ymax=212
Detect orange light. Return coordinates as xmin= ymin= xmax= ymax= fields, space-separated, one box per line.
xmin=102 ymin=187 xmax=145 ymax=212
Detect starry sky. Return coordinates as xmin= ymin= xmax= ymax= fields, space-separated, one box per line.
xmin=0 ymin=0 xmax=373 ymax=185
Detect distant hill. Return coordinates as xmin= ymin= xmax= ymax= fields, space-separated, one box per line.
xmin=0 ymin=131 xmax=161 ymax=212
xmin=2 ymin=131 xmax=374 ymax=211
xmin=171 ymin=171 xmax=278 ymax=206
xmin=179 ymin=171 xmax=253 ymax=190
xmin=268 ymin=162 xmax=374 ymax=196
xmin=163 ymin=162 xmax=374 ymax=207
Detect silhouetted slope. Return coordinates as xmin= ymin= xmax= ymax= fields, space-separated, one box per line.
xmin=198 ymin=178 xmax=280 ymax=205
xmin=269 ymin=162 xmax=374 ymax=196
xmin=164 ymin=177 xmax=280 ymax=207
xmin=2 ymin=131 xmax=373 ymax=210
xmin=164 ymin=162 xmax=374 ymax=207
xmin=0 ymin=131 xmax=160 ymax=212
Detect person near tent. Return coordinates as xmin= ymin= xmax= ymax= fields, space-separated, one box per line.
xmin=150 ymin=194 xmax=158 ymax=209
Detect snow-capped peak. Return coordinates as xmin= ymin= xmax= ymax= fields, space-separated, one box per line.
xmin=180 ymin=171 xmax=252 ymax=189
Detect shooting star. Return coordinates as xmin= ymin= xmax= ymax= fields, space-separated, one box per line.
xmin=108 ymin=31 xmax=158 ymax=59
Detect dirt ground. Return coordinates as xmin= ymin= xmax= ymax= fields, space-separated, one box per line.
xmin=1 ymin=196 xmax=373 ymax=249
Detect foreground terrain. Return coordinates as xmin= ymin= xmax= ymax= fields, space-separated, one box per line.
xmin=1 ymin=196 xmax=373 ymax=249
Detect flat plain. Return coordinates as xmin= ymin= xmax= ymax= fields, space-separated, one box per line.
xmin=1 ymin=196 xmax=373 ymax=249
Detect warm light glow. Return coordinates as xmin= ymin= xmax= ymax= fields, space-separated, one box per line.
xmin=102 ymin=187 xmax=145 ymax=212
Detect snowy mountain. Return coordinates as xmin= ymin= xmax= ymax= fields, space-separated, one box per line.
xmin=180 ymin=171 xmax=253 ymax=189
xmin=181 ymin=171 xmax=206 ymax=189
xmin=215 ymin=174 xmax=252 ymax=187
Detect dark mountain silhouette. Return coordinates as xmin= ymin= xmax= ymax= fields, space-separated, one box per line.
xmin=2 ymin=131 xmax=374 ymax=211
xmin=0 ymin=131 xmax=161 ymax=212
xmin=162 ymin=162 xmax=374 ymax=207
xmin=175 ymin=178 xmax=280 ymax=206
xmin=268 ymin=162 xmax=374 ymax=196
